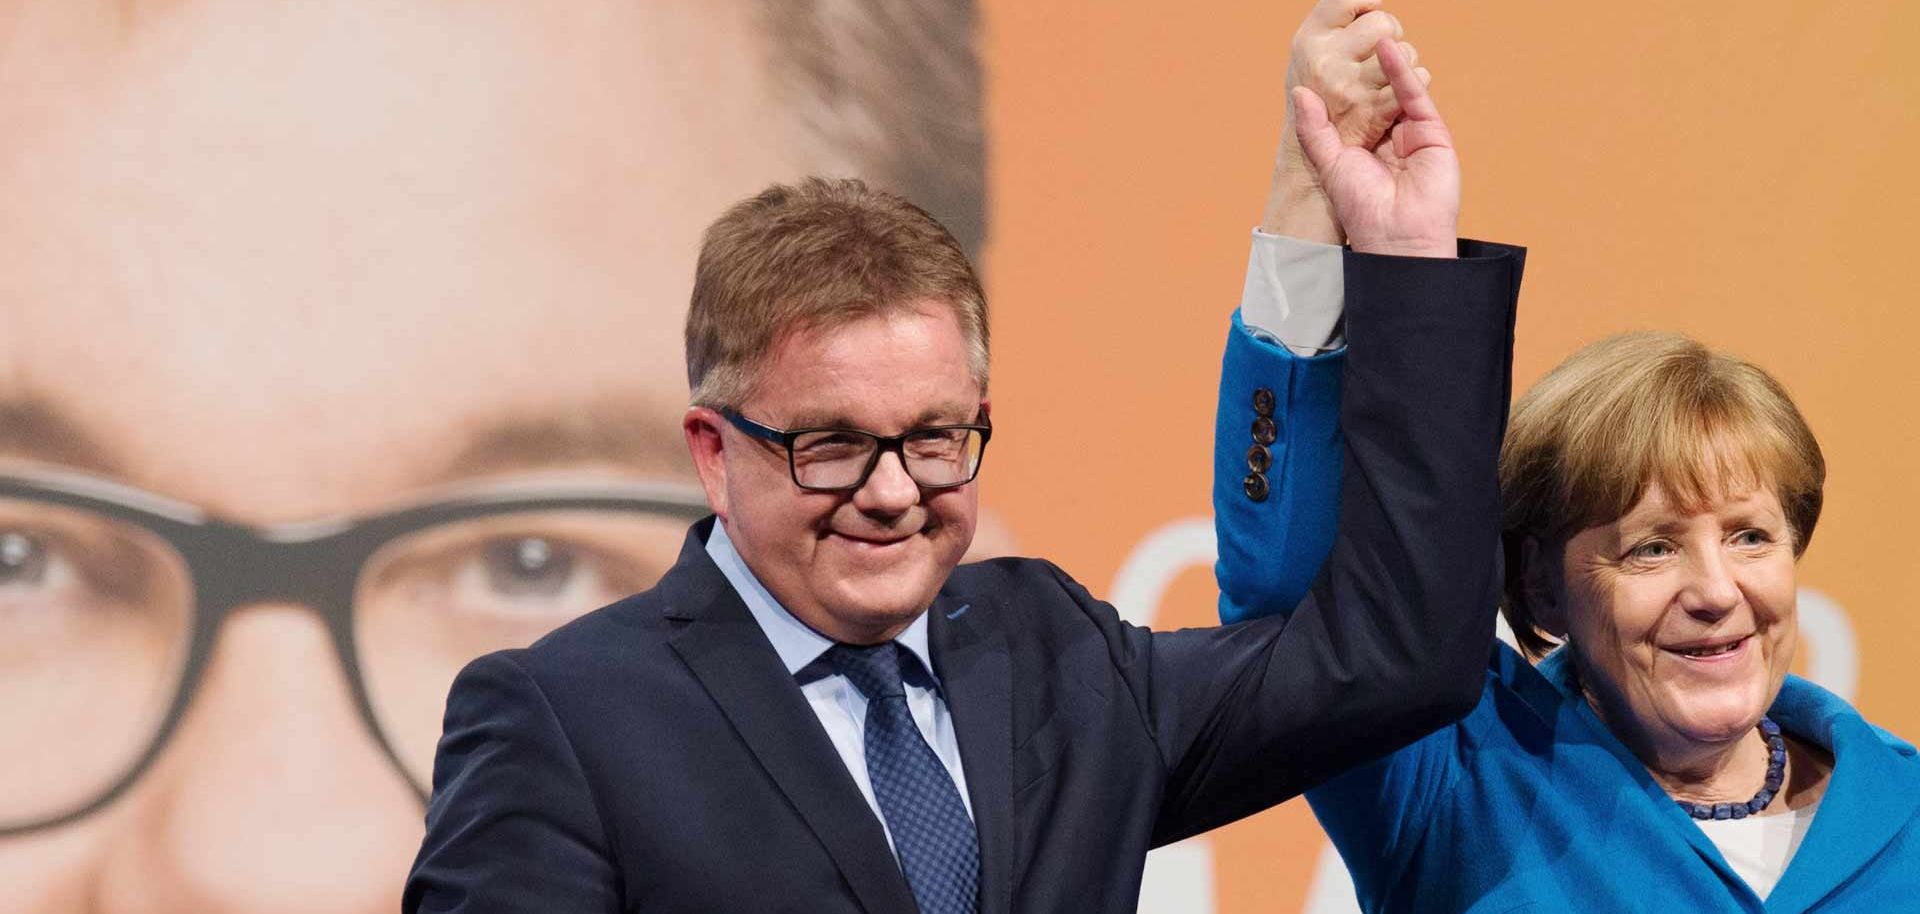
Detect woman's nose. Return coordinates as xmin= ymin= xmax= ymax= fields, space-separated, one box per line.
xmin=1676 ymin=547 xmax=1744 ymax=621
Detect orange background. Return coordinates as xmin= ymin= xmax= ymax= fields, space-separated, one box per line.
xmin=983 ymin=1 xmax=1919 ymax=909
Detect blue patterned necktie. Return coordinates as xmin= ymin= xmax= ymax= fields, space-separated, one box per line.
xmin=830 ymin=642 xmax=980 ymax=914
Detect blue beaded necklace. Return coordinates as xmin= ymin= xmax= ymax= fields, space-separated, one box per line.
xmin=1675 ymin=717 xmax=1787 ymax=821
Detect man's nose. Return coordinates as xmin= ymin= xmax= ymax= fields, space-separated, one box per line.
xmin=87 ymin=602 xmax=421 ymax=914
xmin=852 ymin=450 xmax=922 ymax=515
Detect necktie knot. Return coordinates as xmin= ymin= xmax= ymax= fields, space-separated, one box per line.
xmin=830 ymin=642 xmax=907 ymax=701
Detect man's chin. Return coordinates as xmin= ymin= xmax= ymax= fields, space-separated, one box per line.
xmin=811 ymin=540 xmax=964 ymax=637
xmin=823 ymin=581 xmax=940 ymax=634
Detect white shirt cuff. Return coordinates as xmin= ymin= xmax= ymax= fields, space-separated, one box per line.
xmin=1239 ymin=228 xmax=1346 ymax=356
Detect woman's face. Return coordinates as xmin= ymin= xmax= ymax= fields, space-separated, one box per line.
xmin=1552 ymin=483 xmax=1798 ymax=762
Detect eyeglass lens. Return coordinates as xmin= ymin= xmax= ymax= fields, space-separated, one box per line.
xmin=0 ymin=498 xmax=193 ymax=823
xmin=790 ymin=427 xmax=984 ymax=489
xmin=0 ymin=495 xmax=694 ymax=824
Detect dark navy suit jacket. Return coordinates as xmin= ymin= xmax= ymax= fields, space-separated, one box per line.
xmin=402 ymin=243 xmax=1525 ymax=914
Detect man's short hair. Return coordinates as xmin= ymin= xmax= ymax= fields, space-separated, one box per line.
xmin=755 ymin=0 xmax=985 ymax=257
xmin=685 ymin=177 xmax=990 ymax=409
xmin=1497 ymin=331 xmax=1826 ymax=657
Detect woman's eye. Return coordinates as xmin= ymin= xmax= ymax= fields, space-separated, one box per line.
xmin=1628 ymin=540 xmax=1674 ymax=561
xmin=1732 ymin=529 xmax=1772 ymax=548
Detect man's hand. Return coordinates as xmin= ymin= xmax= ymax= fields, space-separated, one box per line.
xmin=1261 ymin=0 xmax=1429 ymax=244
xmin=1292 ymin=39 xmax=1458 ymax=258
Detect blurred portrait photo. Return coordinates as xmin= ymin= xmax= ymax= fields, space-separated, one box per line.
xmin=0 ymin=2 xmax=982 ymax=910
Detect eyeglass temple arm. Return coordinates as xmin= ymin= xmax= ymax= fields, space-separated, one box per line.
xmin=716 ymin=408 xmax=795 ymax=445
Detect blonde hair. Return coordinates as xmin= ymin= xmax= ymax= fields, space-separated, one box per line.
xmin=1500 ymin=331 xmax=1825 ymax=657
xmin=684 ymin=177 xmax=989 ymax=409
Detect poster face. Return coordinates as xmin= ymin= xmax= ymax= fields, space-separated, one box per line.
xmin=1 ymin=1 xmax=1914 ymax=912
xmin=0 ymin=2 xmax=979 ymax=908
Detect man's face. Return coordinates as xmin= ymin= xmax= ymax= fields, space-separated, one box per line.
xmin=0 ymin=2 xmax=811 ymax=911
xmin=702 ymin=302 xmax=984 ymax=645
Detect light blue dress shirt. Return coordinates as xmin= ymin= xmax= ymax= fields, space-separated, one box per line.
xmin=704 ymin=521 xmax=974 ymax=856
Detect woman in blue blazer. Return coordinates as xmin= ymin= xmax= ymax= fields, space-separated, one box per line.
xmin=1215 ymin=327 xmax=1920 ymax=912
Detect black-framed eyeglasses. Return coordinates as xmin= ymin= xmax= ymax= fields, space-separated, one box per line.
xmin=0 ymin=469 xmax=710 ymax=836
xmin=719 ymin=409 xmax=992 ymax=492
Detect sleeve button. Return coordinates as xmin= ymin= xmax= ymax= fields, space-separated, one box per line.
xmin=1252 ymin=387 xmax=1276 ymax=416
xmin=1243 ymin=472 xmax=1270 ymax=502
xmin=1246 ymin=444 xmax=1272 ymax=474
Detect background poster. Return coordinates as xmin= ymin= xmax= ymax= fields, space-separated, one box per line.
xmin=1 ymin=1 xmax=1913 ymax=911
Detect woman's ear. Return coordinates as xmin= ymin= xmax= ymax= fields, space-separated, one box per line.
xmin=1521 ymin=535 xmax=1568 ymax=638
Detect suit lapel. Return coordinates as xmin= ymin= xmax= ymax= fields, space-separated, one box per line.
xmin=929 ymin=587 xmax=1013 ymax=914
xmin=661 ymin=524 xmax=918 ymax=914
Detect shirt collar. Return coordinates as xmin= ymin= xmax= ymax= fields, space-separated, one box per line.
xmin=704 ymin=520 xmax=937 ymax=682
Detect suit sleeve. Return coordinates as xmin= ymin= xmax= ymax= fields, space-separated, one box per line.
xmin=1145 ymin=240 xmax=1524 ymax=843
xmin=403 ymin=652 xmax=621 ymax=914
xmin=1212 ymin=308 xmax=1345 ymax=623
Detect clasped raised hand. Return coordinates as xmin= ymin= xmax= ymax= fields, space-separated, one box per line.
xmin=1292 ymin=38 xmax=1459 ymax=258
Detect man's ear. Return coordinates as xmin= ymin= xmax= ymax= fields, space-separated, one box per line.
xmin=683 ymin=406 xmax=729 ymax=519
xmin=1520 ymin=535 xmax=1568 ymax=638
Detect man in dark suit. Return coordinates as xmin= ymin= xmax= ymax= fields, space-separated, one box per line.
xmin=403 ymin=29 xmax=1521 ymax=914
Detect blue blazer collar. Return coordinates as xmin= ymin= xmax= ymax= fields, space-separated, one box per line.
xmin=1527 ymin=650 xmax=1920 ymax=912
xmin=1763 ymin=676 xmax=1920 ymax=913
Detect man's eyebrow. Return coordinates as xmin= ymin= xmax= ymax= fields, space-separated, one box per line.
xmin=0 ymin=398 xmax=123 ymax=476
xmin=430 ymin=397 xmax=694 ymax=485
xmin=780 ymin=404 xmax=985 ymax=431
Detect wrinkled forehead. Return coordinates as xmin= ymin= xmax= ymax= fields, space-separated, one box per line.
xmin=0 ymin=1 xmax=816 ymax=517
xmin=1577 ymin=441 xmax=1790 ymax=537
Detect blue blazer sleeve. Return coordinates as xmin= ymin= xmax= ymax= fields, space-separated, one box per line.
xmin=1307 ymin=713 xmax=1466 ymax=904
xmin=1212 ymin=308 xmax=1344 ymax=624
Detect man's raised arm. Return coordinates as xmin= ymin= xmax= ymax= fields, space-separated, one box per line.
xmin=1215 ymin=0 xmax=1435 ymax=622
xmin=1147 ymin=36 xmax=1523 ymax=841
